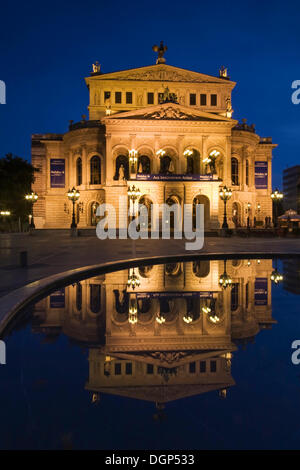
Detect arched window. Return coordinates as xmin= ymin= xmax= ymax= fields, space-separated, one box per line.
xmin=192 ymin=260 xmax=210 ymax=278
xmin=231 ymin=157 xmax=239 ymax=185
xmin=76 ymin=283 xmax=82 ymax=311
xmin=114 ymin=155 xmax=129 ymax=180
xmin=246 ymin=159 xmax=249 ymax=186
xmin=231 ymin=283 xmax=239 ymax=311
xmin=137 ymin=155 xmax=151 ymax=174
xmin=76 ymin=157 xmax=82 ymax=186
xmin=90 ymin=156 xmax=101 ymax=184
xmin=160 ymin=155 xmax=174 ymax=174
xmin=90 ymin=284 xmax=101 ymax=313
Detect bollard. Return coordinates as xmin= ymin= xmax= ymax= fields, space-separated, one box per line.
xmin=20 ymin=251 xmax=28 ymax=268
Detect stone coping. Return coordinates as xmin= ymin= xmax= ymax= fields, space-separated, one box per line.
xmin=1 ymin=251 xmax=300 ymax=338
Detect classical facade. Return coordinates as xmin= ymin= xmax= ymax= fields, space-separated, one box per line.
xmin=32 ymin=46 xmax=276 ymax=230
xmin=32 ymin=258 xmax=275 ymax=405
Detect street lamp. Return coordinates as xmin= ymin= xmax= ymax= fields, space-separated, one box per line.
xmin=25 ymin=191 xmax=38 ymax=229
xmin=129 ymin=149 xmax=138 ymax=174
xmin=67 ymin=187 xmax=80 ymax=228
xmin=270 ymin=268 xmax=283 ymax=284
xmin=128 ymin=185 xmax=141 ymax=220
xmin=271 ymin=188 xmax=283 ymax=228
xmin=219 ymin=186 xmax=232 ymax=230
xmin=219 ymin=259 xmax=232 ymax=289
xmin=127 ymin=268 xmax=140 ymax=290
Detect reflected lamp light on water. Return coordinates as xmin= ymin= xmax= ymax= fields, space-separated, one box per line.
xmin=183 ymin=313 xmax=193 ymax=324
xmin=128 ymin=298 xmax=138 ymax=324
xmin=0 ymin=210 xmax=11 ymax=216
xmin=127 ymin=268 xmax=140 ymax=290
xmin=270 ymin=269 xmax=283 ymax=284
xmin=156 ymin=314 xmax=166 ymax=325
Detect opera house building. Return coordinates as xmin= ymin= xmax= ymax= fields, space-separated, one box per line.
xmin=31 ymin=44 xmax=276 ymax=230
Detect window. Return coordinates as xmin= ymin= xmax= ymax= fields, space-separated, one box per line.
xmin=200 ymin=361 xmax=206 ymax=373
xmin=200 ymin=94 xmax=207 ymax=105
xmin=189 ymin=362 xmax=196 ymax=373
xmin=137 ymin=155 xmax=151 ymax=174
xmin=231 ymin=283 xmax=239 ymax=311
xmin=115 ymin=91 xmax=122 ymax=104
xmin=114 ymin=155 xmax=129 ymax=180
xmin=90 ymin=156 xmax=101 ymax=184
xmin=76 ymin=283 xmax=82 ymax=311
xmin=246 ymin=159 xmax=249 ymax=186
xmin=90 ymin=284 xmax=101 ymax=313
xmin=125 ymin=363 xmax=132 ymax=375
xmin=231 ymin=157 xmax=239 ymax=185
xmin=210 ymin=94 xmax=217 ymax=106
xmin=115 ymin=363 xmax=121 ymax=375
xmin=126 ymin=92 xmax=132 ymax=104
xmin=147 ymin=364 xmax=154 ymax=374
xmin=210 ymin=361 xmax=217 ymax=373
xmin=190 ymin=93 xmax=196 ymax=106
xmin=76 ymin=157 xmax=82 ymax=186
xmin=104 ymin=91 xmax=111 ymax=101
xmin=147 ymin=92 xmax=154 ymax=104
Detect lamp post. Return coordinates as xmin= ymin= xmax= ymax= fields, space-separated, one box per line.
xmin=129 ymin=149 xmax=138 ymax=174
xmin=219 ymin=260 xmax=232 ymax=290
xmin=128 ymin=185 xmax=141 ymax=220
xmin=25 ymin=191 xmax=38 ymax=230
xmin=271 ymin=188 xmax=283 ymax=228
xmin=67 ymin=187 xmax=80 ymax=229
xmin=219 ymin=186 xmax=232 ymax=231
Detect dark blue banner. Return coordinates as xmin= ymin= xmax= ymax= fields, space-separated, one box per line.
xmin=50 ymin=158 xmax=65 ymax=188
xmin=50 ymin=289 xmax=65 ymax=308
xmin=254 ymin=278 xmax=268 ymax=306
xmin=136 ymin=292 xmax=214 ymax=299
xmin=255 ymin=161 xmax=268 ymax=189
xmin=135 ymin=174 xmax=215 ymax=182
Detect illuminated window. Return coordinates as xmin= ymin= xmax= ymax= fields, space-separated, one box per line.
xmin=90 ymin=156 xmax=101 ymax=184
xmin=210 ymin=94 xmax=217 ymax=106
xmin=190 ymin=93 xmax=196 ymax=105
xmin=115 ymin=91 xmax=122 ymax=104
xmin=200 ymin=94 xmax=207 ymax=105
xmin=231 ymin=157 xmax=239 ymax=185
xmin=76 ymin=157 xmax=82 ymax=186
xmin=147 ymin=92 xmax=154 ymax=104
xmin=126 ymin=92 xmax=132 ymax=104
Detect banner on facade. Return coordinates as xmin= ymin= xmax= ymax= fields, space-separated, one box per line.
xmin=255 ymin=161 xmax=268 ymax=189
xmin=254 ymin=278 xmax=268 ymax=305
xmin=136 ymin=291 xmax=215 ymax=299
xmin=50 ymin=158 xmax=65 ymax=188
xmin=50 ymin=289 xmax=65 ymax=308
xmin=135 ymin=174 xmax=216 ymax=182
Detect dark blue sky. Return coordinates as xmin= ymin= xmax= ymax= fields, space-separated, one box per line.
xmin=1 ymin=0 xmax=299 ymax=187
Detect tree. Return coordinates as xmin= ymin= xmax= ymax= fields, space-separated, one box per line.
xmin=0 ymin=154 xmax=39 ymax=229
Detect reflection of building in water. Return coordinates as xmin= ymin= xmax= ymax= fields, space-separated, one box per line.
xmin=283 ymin=259 xmax=300 ymax=295
xmin=32 ymin=259 xmax=275 ymax=405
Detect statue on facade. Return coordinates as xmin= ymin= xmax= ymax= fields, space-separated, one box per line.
xmin=138 ymin=162 xmax=143 ymax=173
xmin=92 ymin=61 xmax=101 ymax=73
xmin=119 ymin=164 xmax=125 ymax=181
xmin=152 ymin=41 xmax=167 ymax=64
xmin=219 ymin=66 xmax=228 ymax=78
xmin=168 ymin=159 xmax=175 ymax=173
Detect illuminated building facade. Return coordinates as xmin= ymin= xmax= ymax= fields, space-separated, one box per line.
xmin=32 ymin=46 xmax=276 ymax=230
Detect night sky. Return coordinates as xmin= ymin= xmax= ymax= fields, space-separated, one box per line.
xmin=1 ymin=0 xmax=300 ymax=188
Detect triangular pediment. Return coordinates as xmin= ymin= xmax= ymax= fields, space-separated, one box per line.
xmin=86 ymin=63 xmax=236 ymax=86
xmin=104 ymin=101 xmax=237 ymax=124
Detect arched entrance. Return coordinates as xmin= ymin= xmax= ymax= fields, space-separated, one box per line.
xmin=90 ymin=201 xmax=100 ymax=226
xmin=193 ymin=195 xmax=210 ymax=230
xmin=166 ymin=195 xmax=181 ymax=233
xmin=139 ymin=195 xmax=153 ymax=229
xmin=232 ymin=202 xmax=241 ymax=228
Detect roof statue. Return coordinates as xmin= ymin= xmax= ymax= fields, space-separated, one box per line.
xmin=152 ymin=41 xmax=167 ymax=64
xmin=92 ymin=61 xmax=101 ymax=73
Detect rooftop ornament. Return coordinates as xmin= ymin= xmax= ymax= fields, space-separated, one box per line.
xmin=152 ymin=41 xmax=167 ymax=64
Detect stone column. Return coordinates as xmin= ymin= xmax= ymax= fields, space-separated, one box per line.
xmin=105 ymin=133 xmax=113 ymax=183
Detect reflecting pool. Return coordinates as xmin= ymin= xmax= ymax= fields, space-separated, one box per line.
xmin=1 ymin=257 xmax=300 ymax=449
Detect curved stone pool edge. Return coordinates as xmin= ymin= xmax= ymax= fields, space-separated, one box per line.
xmin=0 ymin=250 xmax=299 ymax=337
